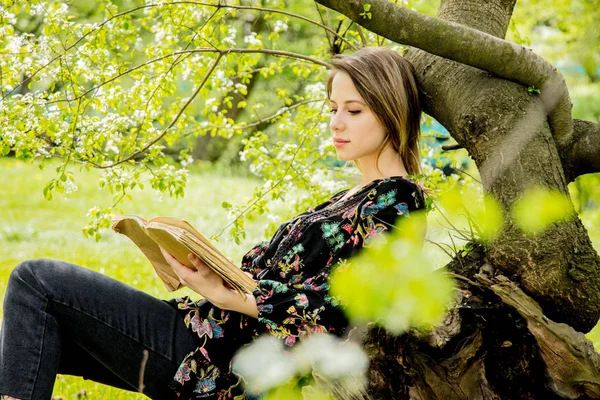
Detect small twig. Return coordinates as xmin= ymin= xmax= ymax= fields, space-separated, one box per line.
xmin=356 ymin=25 xmax=367 ymax=47
xmin=183 ymin=99 xmax=321 ymax=136
xmin=424 ymin=237 xmax=455 ymax=260
xmin=431 ymin=199 xmax=474 ymax=242
xmin=138 ymin=349 xmax=149 ymax=393
xmin=453 ymin=167 xmax=482 ymax=185
xmin=442 ymin=143 xmax=464 ymax=151
xmin=315 ymin=2 xmax=333 ymax=50
xmin=447 ymin=272 xmax=484 ymax=288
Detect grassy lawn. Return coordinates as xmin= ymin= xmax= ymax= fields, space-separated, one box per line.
xmin=0 ymin=157 xmax=270 ymax=399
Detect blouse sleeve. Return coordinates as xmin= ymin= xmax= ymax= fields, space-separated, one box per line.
xmin=240 ymin=241 xmax=269 ymax=276
xmin=251 ymin=178 xmax=425 ymax=346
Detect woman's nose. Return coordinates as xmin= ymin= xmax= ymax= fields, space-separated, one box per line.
xmin=330 ymin=113 xmax=344 ymax=132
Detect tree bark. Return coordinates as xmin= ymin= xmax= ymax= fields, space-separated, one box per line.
xmin=311 ymin=0 xmax=600 ymax=397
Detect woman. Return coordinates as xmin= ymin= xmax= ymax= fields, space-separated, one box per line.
xmin=0 ymin=46 xmax=426 ymax=400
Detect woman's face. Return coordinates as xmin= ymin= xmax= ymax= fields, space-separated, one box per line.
xmin=329 ymin=71 xmax=388 ymax=163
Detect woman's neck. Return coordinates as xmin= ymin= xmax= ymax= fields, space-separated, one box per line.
xmin=357 ymin=146 xmax=408 ymax=186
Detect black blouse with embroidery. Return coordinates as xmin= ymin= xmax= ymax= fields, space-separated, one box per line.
xmin=166 ymin=176 xmax=426 ymax=399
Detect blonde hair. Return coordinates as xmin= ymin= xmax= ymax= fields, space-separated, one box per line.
xmin=326 ymin=47 xmax=422 ymax=176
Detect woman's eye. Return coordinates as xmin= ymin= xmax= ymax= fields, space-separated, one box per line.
xmin=330 ymin=109 xmax=337 ymax=114
xmin=348 ymin=110 xmax=361 ymax=115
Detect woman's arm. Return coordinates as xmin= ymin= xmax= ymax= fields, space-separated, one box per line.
xmin=159 ymin=247 xmax=259 ymax=318
xmin=222 ymin=292 xmax=259 ymax=319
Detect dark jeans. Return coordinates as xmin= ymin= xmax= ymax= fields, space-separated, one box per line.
xmin=0 ymin=259 xmax=198 ymax=400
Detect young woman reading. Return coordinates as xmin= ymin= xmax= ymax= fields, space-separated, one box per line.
xmin=0 ymin=46 xmax=426 ymax=400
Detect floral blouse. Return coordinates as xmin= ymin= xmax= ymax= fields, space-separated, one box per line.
xmin=166 ymin=176 xmax=426 ymax=399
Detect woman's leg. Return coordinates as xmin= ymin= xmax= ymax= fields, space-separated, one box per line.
xmin=0 ymin=259 xmax=198 ymax=400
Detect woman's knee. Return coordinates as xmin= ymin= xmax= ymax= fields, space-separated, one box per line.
xmin=8 ymin=259 xmax=66 ymax=296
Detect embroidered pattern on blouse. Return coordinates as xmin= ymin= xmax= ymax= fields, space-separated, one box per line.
xmin=269 ymin=194 xmax=366 ymax=268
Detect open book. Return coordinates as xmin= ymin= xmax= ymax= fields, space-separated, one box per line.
xmin=111 ymin=215 xmax=257 ymax=297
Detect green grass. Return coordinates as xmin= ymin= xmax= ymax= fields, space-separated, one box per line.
xmin=0 ymin=157 xmax=270 ymax=399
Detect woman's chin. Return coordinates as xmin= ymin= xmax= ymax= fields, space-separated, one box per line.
xmin=334 ymin=151 xmax=354 ymax=162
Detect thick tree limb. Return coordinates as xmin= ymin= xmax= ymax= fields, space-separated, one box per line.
xmin=353 ymin=269 xmax=600 ymax=398
xmin=560 ymin=119 xmax=600 ymax=183
xmin=482 ymin=274 xmax=600 ymax=398
xmin=313 ymin=0 xmax=574 ymax=146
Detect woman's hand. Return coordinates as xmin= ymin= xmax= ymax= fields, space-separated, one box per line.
xmin=159 ymin=247 xmax=230 ymax=307
xmin=158 ymin=247 xmax=258 ymax=318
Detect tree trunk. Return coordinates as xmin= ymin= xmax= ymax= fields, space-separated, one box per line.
xmin=313 ymin=0 xmax=600 ymax=397
xmin=403 ymin=0 xmax=600 ymax=333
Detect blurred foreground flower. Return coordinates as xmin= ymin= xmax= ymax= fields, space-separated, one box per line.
xmin=232 ymin=334 xmax=368 ymax=397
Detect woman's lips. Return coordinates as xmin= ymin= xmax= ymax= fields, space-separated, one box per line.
xmin=333 ymin=138 xmax=350 ymax=148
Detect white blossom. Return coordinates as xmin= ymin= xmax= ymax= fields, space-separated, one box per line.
xmin=273 ymin=20 xmax=288 ymax=33
xmin=232 ymin=336 xmax=296 ymax=394
xmin=266 ymin=213 xmax=281 ymax=223
xmin=234 ymin=82 xmax=247 ymax=93
xmin=293 ymin=334 xmax=368 ymax=380
xmin=7 ymin=35 xmax=23 ymax=54
xmin=181 ymin=66 xmax=192 ymax=80
xmin=233 ymin=334 xmax=368 ymax=395
xmin=0 ymin=9 xmax=17 ymax=25
xmin=304 ymin=82 xmax=326 ymax=98
xmin=132 ymin=110 xmax=146 ymax=123
xmin=65 ymin=180 xmax=79 ymax=195
xmin=105 ymin=139 xmax=120 ymax=154
xmin=222 ymin=26 xmax=237 ymax=46
xmin=243 ymin=32 xmax=262 ymax=47
xmin=249 ymin=162 xmax=263 ymax=175
xmin=180 ymin=155 xmax=194 ymax=167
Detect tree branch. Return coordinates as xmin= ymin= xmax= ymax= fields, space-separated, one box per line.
xmin=48 ymin=48 xmax=329 ymax=104
xmin=183 ymin=99 xmax=321 ymax=136
xmin=560 ymin=119 xmax=600 ymax=183
xmin=313 ymin=0 xmax=574 ymax=146
xmin=214 ymin=102 xmax=329 ymax=239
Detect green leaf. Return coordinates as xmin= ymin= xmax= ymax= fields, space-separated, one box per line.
xmin=511 ymin=187 xmax=574 ymax=234
xmin=470 ymin=194 xmax=505 ymax=242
